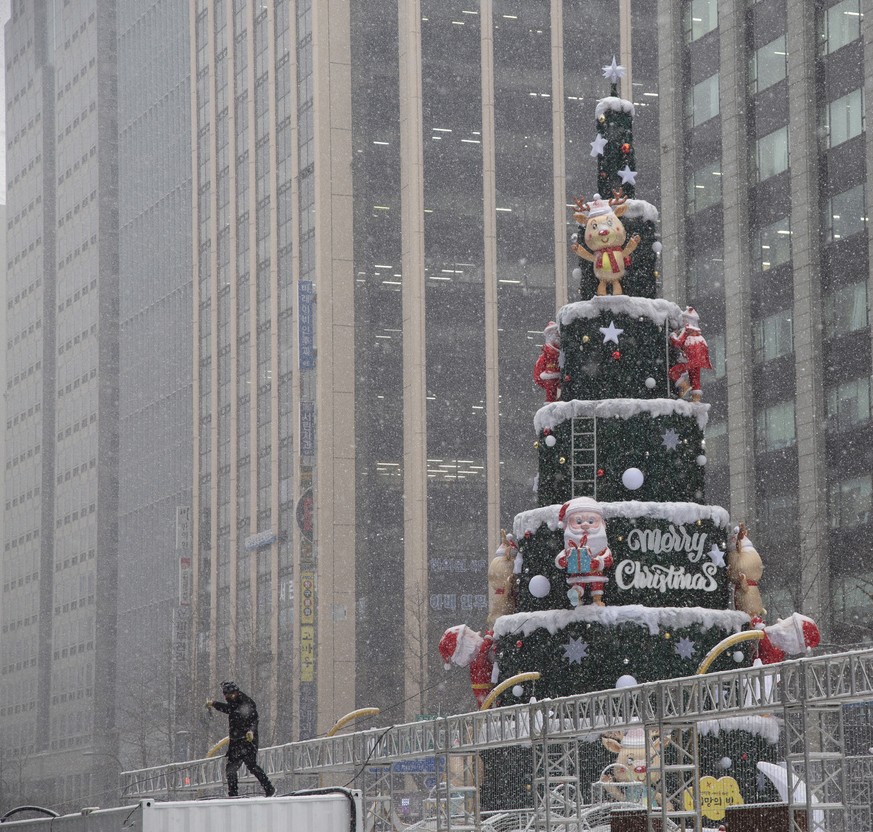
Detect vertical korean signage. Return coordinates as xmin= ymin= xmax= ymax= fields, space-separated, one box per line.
xmin=176 ymin=506 xmax=192 ymax=605
xmin=300 ymin=571 xmax=315 ymax=682
xmin=298 ymin=280 xmax=315 ymax=369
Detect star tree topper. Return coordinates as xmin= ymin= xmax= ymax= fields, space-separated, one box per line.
xmin=602 ymin=56 xmax=626 ymax=85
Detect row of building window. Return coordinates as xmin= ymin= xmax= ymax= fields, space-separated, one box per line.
xmin=5 ymin=487 xmax=41 ymax=512
xmin=5 ymin=444 xmax=41 ymax=473
xmin=6 ymin=401 xmax=41 ymax=429
xmin=686 ymin=0 xmax=862 ymax=57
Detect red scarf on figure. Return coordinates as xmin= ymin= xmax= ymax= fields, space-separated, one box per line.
xmin=595 ymin=246 xmax=628 ymax=272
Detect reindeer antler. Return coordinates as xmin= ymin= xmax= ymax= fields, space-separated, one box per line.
xmin=735 ymin=522 xmax=747 ymax=553
xmin=609 ymin=189 xmax=628 ymax=207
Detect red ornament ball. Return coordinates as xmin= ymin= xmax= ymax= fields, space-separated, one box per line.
xmin=597 ymin=468 xmax=605 ymax=477
xmin=564 ymin=374 xmax=571 ymax=382
xmin=543 ymin=427 xmax=551 ymax=436
xmin=612 ymin=350 xmax=621 ymax=360
xmin=525 ymin=531 xmax=532 ymax=539
xmin=599 ymin=171 xmax=607 ymax=178
xmin=621 ymin=142 xmax=631 ymax=154
xmin=516 ymin=640 xmax=523 ymax=649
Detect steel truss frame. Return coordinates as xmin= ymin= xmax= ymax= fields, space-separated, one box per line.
xmin=121 ymin=648 xmax=873 ymax=829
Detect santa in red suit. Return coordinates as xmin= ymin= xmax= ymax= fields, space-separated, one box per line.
xmin=438 ymin=625 xmax=495 ymax=708
xmin=669 ymin=307 xmax=712 ymax=403
xmin=754 ymin=613 xmax=821 ymax=665
xmin=555 ymin=497 xmax=613 ymax=607
xmin=534 ymin=321 xmax=562 ymax=402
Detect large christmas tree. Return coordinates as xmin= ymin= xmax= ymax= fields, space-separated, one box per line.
xmin=439 ymin=59 xmax=821 ymax=822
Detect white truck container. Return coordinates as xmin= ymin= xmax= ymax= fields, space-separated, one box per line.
xmin=0 ymin=791 xmax=363 ymax=832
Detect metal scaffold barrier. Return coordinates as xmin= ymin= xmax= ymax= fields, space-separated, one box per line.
xmin=121 ymin=648 xmax=873 ymax=831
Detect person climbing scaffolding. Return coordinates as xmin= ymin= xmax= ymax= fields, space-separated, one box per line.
xmin=206 ymin=681 xmax=276 ymax=797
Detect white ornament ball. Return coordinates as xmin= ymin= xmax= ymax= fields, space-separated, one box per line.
xmin=718 ymin=756 xmax=732 ymax=770
xmin=645 ymin=377 xmax=656 ymax=389
xmin=696 ymin=455 xmax=707 ymax=466
xmin=622 ymin=467 xmax=644 ymax=490
xmin=529 ymin=575 xmax=551 ymax=598
xmin=512 ymin=685 xmax=524 ymax=698
xmin=616 ymin=674 xmax=638 ymax=689
xmin=571 ymin=234 xmax=579 ymax=244
xmin=733 ymin=650 xmax=745 ymax=663
xmin=544 ymin=435 xmax=557 ymax=447
xmin=572 ymin=267 xmax=582 ymax=280
xmin=652 ymin=241 xmax=663 ymax=254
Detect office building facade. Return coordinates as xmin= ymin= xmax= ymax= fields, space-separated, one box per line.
xmin=658 ymin=0 xmax=873 ymax=643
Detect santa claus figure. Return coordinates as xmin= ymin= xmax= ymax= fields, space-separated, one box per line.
xmin=438 ymin=625 xmax=495 ymax=708
xmin=533 ymin=321 xmax=562 ymax=402
xmin=755 ymin=613 xmax=821 ymax=665
xmin=669 ymin=307 xmax=712 ymax=403
xmin=555 ymin=497 xmax=613 ymax=607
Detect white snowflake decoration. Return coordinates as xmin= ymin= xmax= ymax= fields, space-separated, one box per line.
xmin=661 ymin=429 xmax=680 ymax=451
xmin=562 ymin=637 xmax=589 ymax=664
xmin=675 ymin=636 xmax=696 ymax=660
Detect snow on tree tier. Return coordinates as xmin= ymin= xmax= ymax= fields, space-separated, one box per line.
xmin=492 ymin=604 xmax=749 ymax=702
xmin=558 ymin=296 xmax=683 ymax=400
xmin=535 ymin=397 xmax=709 ymax=507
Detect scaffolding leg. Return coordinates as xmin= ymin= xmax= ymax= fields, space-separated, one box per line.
xmin=648 ymin=723 xmax=701 ymax=832
xmin=532 ymin=739 xmax=582 ymax=832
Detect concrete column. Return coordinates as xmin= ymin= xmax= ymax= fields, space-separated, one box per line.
xmin=312 ymin=0 xmax=356 ymax=732
xmin=656 ymin=0 xmax=686 ymax=303
xmin=480 ymin=0 xmax=501 ymax=557
xmin=551 ymin=0 xmax=568 ymax=307
xmin=787 ymin=0 xmax=828 ymax=628
xmin=719 ymin=0 xmax=756 ymax=525
xmin=398 ymin=0 xmax=429 ymax=720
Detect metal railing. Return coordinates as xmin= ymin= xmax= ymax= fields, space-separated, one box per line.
xmin=122 ymin=647 xmax=873 ymax=831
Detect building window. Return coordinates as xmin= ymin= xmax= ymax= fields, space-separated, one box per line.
xmin=754 ymin=126 xmax=789 ymax=181
xmin=749 ymin=35 xmax=787 ymax=95
xmin=686 ymin=159 xmax=722 ymax=214
xmin=826 ymin=376 xmax=871 ymax=432
xmin=686 ymin=73 xmax=719 ymax=128
xmin=704 ymin=419 xmax=727 ymax=467
xmin=753 ymin=310 xmax=793 ymax=363
xmin=707 ymin=332 xmax=726 ymax=379
xmin=684 ymin=0 xmax=717 ymax=42
xmin=686 ymin=248 xmax=724 ymax=298
xmin=755 ymin=399 xmax=796 ymax=452
xmin=756 ymin=216 xmax=791 ymax=270
xmin=819 ymin=0 xmax=862 ymax=56
xmin=828 ymin=473 xmax=872 ymax=528
xmin=758 ymin=492 xmax=798 ymax=541
xmin=823 ymin=281 xmax=868 ymax=333
xmin=823 ymin=184 xmax=867 ymax=243
xmin=823 ymin=87 xmax=864 ymax=148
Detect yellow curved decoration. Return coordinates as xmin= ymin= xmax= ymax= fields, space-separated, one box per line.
xmin=206 ymin=737 xmax=229 ymax=758
xmin=697 ymin=630 xmax=764 ymax=675
xmin=479 ymin=672 xmax=541 ymax=711
xmin=326 ymin=707 xmax=381 ymax=737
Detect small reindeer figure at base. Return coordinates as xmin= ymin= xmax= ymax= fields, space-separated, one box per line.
xmin=599 ymin=729 xmax=672 ymax=810
xmin=571 ymin=191 xmax=640 ymax=297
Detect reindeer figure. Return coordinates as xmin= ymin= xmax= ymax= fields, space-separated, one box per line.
xmin=727 ymin=523 xmax=765 ymax=618
xmin=571 ymin=191 xmax=640 ymax=297
xmin=599 ymin=729 xmax=671 ymax=809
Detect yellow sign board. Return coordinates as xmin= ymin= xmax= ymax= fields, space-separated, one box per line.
xmin=685 ymin=775 xmax=744 ymax=821
xmin=300 ymin=624 xmax=315 ymax=682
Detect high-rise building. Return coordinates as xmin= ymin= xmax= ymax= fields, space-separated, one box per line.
xmin=1 ymin=0 xmax=120 ymax=809
xmin=116 ymin=0 xmax=193 ymax=768
xmin=657 ymin=0 xmax=873 ymax=644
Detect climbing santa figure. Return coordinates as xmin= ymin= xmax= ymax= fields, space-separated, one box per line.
xmin=438 ymin=625 xmax=495 ymax=708
xmin=669 ymin=306 xmax=712 ymax=403
xmin=555 ymin=497 xmax=613 ymax=607
xmin=533 ymin=321 xmax=562 ymax=402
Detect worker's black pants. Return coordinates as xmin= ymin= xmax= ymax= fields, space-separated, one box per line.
xmin=226 ymin=746 xmax=274 ymax=796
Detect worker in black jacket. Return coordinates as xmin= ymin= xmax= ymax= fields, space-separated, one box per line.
xmin=207 ymin=681 xmax=275 ymax=797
